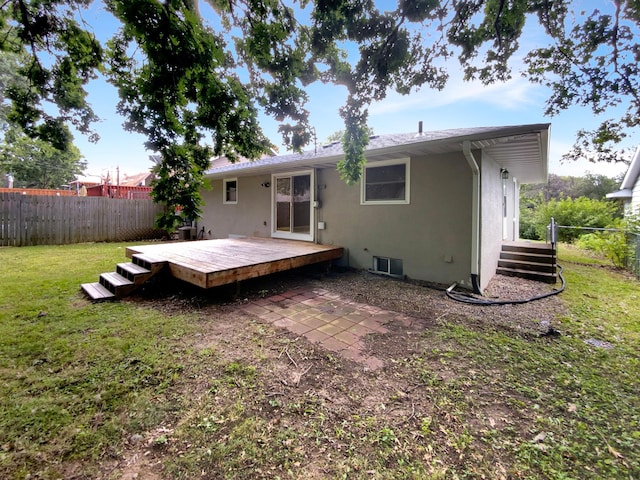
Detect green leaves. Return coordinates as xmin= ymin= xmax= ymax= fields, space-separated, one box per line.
xmin=337 ymin=102 xmax=369 ymax=185
xmin=2 ymin=0 xmax=640 ymax=228
xmin=524 ymin=1 xmax=640 ymax=163
xmin=2 ymin=0 xmax=102 ymax=149
xmin=106 ymin=0 xmax=277 ymax=229
xmin=150 ymin=144 xmax=211 ymax=230
xmin=448 ymin=0 xmax=530 ymax=83
xmin=400 ymin=0 xmax=439 ymax=22
xmin=0 ymin=127 xmax=86 ymax=188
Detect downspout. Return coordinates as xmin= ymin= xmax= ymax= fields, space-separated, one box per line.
xmin=462 ymin=141 xmax=482 ymax=295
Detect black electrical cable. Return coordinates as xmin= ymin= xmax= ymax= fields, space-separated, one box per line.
xmin=445 ymin=265 xmax=566 ymax=306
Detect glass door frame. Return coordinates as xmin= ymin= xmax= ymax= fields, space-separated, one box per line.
xmin=270 ymin=169 xmax=315 ymax=242
xmin=502 ymin=172 xmax=509 ymax=241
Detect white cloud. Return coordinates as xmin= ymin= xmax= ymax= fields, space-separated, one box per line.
xmin=370 ymin=74 xmax=541 ymax=117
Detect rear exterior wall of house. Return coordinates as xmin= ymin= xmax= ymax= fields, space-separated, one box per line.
xmin=478 ymin=150 xmax=523 ymax=290
xmin=631 ymin=177 xmax=640 ymax=213
xmin=200 ymin=150 xmax=476 ymax=288
xmin=200 ymin=174 xmax=273 ymax=239
xmin=316 ymin=151 xmax=473 ymax=288
xmin=480 ymin=150 xmax=507 ymax=289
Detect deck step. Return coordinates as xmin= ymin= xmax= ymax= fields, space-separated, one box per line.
xmin=116 ymin=262 xmax=153 ymax=284
xmin=81 ymin=256 xmax=165 ymax=301
xmin=498 ymin=259 xmax=557 ymax=274
xmin=131 ymin=254 xmax=167 ymax=274
xmin=502 ymin=243 xmax=556 ymax=256
xmin=99 ymin=272 xmax=135 ymax=297
xmin=81 ymin=282 xmax=116 ymax=301
xmin=500 ymin=251 xmax=556 ymax=264
xmin=496 ymin=267 xmax=557 ymax=284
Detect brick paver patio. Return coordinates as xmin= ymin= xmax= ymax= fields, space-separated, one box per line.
xmin=242 ymin=287 xmax=416 ymax=370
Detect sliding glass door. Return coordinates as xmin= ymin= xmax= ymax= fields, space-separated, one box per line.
xmin=272 ymin=171 xmax=314 ymax=241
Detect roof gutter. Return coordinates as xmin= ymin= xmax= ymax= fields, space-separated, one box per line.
xmin=463 ymin=140 xmax=482 ymax=295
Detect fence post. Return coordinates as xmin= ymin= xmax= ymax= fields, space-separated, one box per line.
xmin=547 ymin=217 xmax=557 ymax=248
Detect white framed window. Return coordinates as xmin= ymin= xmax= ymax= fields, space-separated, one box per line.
xmin=361 ymin=158 xmax=410 ymax=205
xmin=372 ymin=256 xmax=404 ymax=277
xmin=223 ymin=178 xmax=238 ymax=204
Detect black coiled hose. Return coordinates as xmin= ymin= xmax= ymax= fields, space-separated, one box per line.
xmin=445 ymin=265 xmax=566 ymax=306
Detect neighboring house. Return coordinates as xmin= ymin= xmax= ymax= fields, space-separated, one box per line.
xmin=84 ymin=171 xmax=155 ymax=199
xmin=200 ymin=123 xmax=550 ymax=292
xmin=120 ymin=172 xmax=155 ymax=187
xmin=606 ymin=145 xmax=640 ymax=213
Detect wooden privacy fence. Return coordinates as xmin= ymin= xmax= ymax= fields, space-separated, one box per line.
xmin=0 ymin=192 xmax=166 ymax=246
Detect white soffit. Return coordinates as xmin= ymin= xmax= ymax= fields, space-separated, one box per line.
xmin=476 ymin=132 xmax=547 ymax=184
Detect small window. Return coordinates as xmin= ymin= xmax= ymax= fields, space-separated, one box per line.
xmin=372 ymin=256 xmax=403 ymax=277
xmin=223 ymin=178 xmax=238 ymax=204
xmin=361 ymin=158 xmax=410 ymax=204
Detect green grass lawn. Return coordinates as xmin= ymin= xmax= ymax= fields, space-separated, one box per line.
xmin=0 ymin=242 xmax=639 ymax=479
xmin=0 ymin=243 xmax=200 ymax=478
xmin=421 ymin=260 xmax=640 ymax=478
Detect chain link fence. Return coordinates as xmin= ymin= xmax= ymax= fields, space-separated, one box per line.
xmin=627 ymin=232 xmax=640 ymax=277
xmin=553 ymin=218 xmax=640 ymax=278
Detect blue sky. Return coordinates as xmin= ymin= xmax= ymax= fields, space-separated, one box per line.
xmin=73 ymin=1 xmax=634 ymax=182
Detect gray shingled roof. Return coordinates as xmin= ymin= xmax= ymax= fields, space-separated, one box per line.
xmin=205 ymin=124 xmax=551 ymax=184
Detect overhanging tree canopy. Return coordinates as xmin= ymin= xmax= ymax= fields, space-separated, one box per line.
xmin=1 ymin=0 xmax=638 ymax=227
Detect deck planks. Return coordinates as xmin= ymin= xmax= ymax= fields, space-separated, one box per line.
xmin=125 ymin=237 xmax=344 ymax=289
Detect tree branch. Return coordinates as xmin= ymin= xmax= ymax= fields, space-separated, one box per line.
xmin=15 ymin=0 xmax=42 ymax=66
xmin=493 ymin=0 xmax=506 ymax=51
xmin=610 ymin=0 xmax=640 ymax=105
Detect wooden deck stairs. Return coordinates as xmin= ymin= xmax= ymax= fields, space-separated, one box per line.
xmin=81 ymin=254 xmax=167 ymax=301
xmin=497 ymin=242 xmax=557 ymax=284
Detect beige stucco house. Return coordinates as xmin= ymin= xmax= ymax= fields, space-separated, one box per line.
xmin=199 ymin=124 xmax=550 ymax=292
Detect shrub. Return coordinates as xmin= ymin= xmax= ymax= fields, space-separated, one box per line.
xmin=520 ymin=193 xmax=544 ymax=240
xmin=534 ymin=197 xmax=619 ymax=243
xmin=576 ymin=231 xmax=628 ymax=267
xmin=519 ymin=216 xmax=540 ymax=240
xmin=575 ymin=215 xmax=640 ymax=269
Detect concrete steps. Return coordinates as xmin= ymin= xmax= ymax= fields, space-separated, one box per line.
xmin=81 ymin=254 xmax=167 ymax=300
xmin=497 ymin=242 xmax=557 ymax=284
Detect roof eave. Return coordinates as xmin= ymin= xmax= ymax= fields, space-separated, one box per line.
xmin=606 ymin=189 xmax=632 ymax=199
xmin=204 ymin=123 xmax=551 ymax=180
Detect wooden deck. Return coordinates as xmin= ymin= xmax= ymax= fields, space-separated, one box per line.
xmin=125 ymin=237 xmax=344 ymax=289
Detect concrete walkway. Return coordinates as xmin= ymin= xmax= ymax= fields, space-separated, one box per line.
xmin=242 ymin=286 xmax=416 ymax=370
